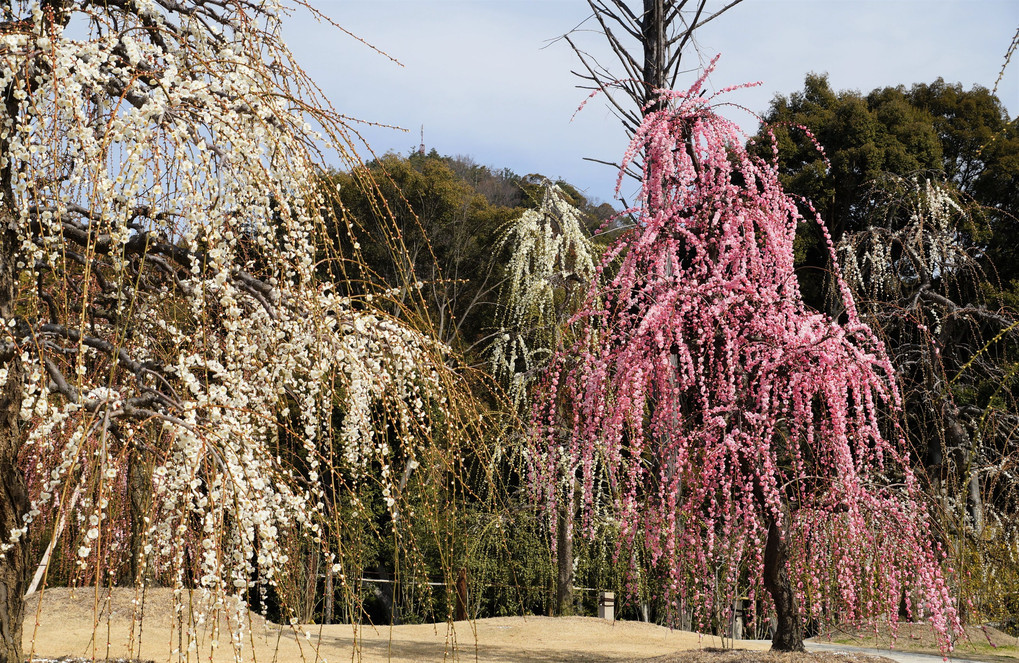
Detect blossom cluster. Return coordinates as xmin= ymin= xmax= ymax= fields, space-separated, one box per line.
xmin=838 ymin=176 xmax=969 ymax=303
xmin=491 ymin=180 xmax=597 ymax=409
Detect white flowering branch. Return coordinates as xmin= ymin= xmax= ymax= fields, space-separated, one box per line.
xmin=0 ymin=0 xmax=481 ymax=659
xmin=491 ymin=181 xmax=598 ymax=409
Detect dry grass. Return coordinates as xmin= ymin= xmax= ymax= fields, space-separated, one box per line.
xmin=22 ymin=589 xmax=1019 ymax=663
xmin=813 ymin=623 xmax=1019 ymax=662
xmin=635 ymin=650 xmax=895 ymax=663
xmin=23 ymin=587 xmax=758 ymax=663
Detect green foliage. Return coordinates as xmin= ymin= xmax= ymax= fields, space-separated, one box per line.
xmin=316 ymin=152 xmax=621 ymax=623
xmin=328 ymin=152 xmax=613 ymax=366
xmin=753 ymin=74 xmax=1019 ymax=309
xmin=329 ymin=152 xmax=513 ymax=356
xmin=761 ymin=74 xmax=942 ymax=237
xmin=462 ymin=504 xmax=556 ymax=618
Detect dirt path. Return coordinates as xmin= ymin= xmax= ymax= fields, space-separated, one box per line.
xmin=808 ymin=641 xmax=986 ymax=663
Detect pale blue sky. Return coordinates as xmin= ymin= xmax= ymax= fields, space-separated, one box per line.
xmin=287 ymin=1 xmax=1019 ymax=205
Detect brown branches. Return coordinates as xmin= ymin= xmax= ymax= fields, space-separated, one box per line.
xmin=25 ymin=203 xmax=280 ymax=316
xmin=567 ymin=0 xmax=745 ymax=134
xmin=838 ymin=174 xmax=1019 ymax=559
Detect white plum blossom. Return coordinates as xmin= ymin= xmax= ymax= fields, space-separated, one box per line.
xmin=491 ymin=181 xmax=598 ymax=408
xmin=0 ymin=0 xmax=463 ymax=659
xmin=838 ymin=176 xmax=970 ymax=303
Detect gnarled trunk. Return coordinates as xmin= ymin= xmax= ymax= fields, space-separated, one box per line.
xmin=126 ymin=446 xmax=150 ymax=585
xmin=0 ymin=400 xmax=27 ymax=663
xmin=0 ymin=182 xmax=28 ymax=663
xmin=763 ymin=512 xmax=804 ymax=652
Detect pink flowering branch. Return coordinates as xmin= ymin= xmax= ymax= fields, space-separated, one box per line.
xmin=531 ymin=62 xmax=960 ymax=652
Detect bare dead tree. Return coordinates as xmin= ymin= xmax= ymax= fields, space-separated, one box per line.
xmin=565 ymin=0 xmax=743 ymax=138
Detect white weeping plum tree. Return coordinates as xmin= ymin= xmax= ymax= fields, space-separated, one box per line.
xmin=0 ymin=1 xmax=467 ymax=660
xmin=837 ymin=174 xmax=1019 ymax=619
xmin=489 ymin=179 xmax=600 ymax=616
xmin=491 ymin=180 xmax=598 ymax=410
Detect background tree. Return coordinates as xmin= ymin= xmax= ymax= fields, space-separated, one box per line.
xmin=906 ymin=79 xmax=1019 ymax=289
xmin=754 ymin=75 xmax=1019 ymax=307
xmin=331 ymin=151 xmax=511 ymax=352
xmin=331 ymin=152 xmax=611 ymax=361
xmin=836 ymin=176 xmax=1019 ymax=626
xmin=491 ymin=180 xmax=599 ymax=409
xmin=489 ymin=180 xmax=602 ymax=616
xmin=532 ymin=68 xmax=960 ymax=652
xmin=328 ymin=148 xmax=625 ymax=622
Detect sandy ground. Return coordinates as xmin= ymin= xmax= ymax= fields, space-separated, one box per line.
xmin=22 ymin=588 xmax=1019 ymax=663
xmin=23 ymin=587 xmax=764 ymax=663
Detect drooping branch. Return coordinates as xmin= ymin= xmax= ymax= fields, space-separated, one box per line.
xmin=837 ymin=174 xmax=1019 ymax=559
xmin=0 ymin=2 xmax=486 ymax=656
xmin=532 ymin=67 xmax=960 ymax=652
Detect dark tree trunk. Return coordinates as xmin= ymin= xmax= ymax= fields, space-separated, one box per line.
xmin=0 ymin=176 xmax=27 ymax=663
xmin=555 ymin=501 xmax=573 ymax=616
xmin=125 ymin=446 xmax=150 ymax=585
xmin=0 ymin=388 xmax=27 ymax=663
xmin=763 ymin=513 xmax=804 ymax=652
xmin=455 ymin=567 xmax=468 ymax=621
xmin=0 ymin=397 xmax=26 ymax=660
xmin=642 ymin=0 xmax=667 ymax=113
xmin=0 ymin=83 xmax=29 ymax=663
xmin=944 ymin=407 xmax=984 ymax=538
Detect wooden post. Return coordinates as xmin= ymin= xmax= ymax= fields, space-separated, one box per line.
xmin=324 ymin=562 xmax=334 ymax=624
xmin=455 ymin=567 xmax=468 ymax=621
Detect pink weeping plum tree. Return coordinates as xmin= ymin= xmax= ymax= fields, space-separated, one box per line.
xmin=531 ymin=64 xmax=960 ymax=652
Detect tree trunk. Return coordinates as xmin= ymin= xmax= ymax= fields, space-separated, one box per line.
xmin=944 ymin=405 xmax=984 ymax=538
xmin=0 ymin=414 xmax=27 ymax=663
xmin=966 ymin=471 xmax=984 ymax=538
xmin=0 ymin=174 xmax=28 ymax=663
xmin=126 ymin=446 xmax=149 ymax=585
xmin=555 ymin=501 xmax=573 ymax=616
xmin=642 ymin=0 xmax=667 ymax=113
xmin=0 ymin=82 xmax=29 ymax=662
xmin=0 ymin=370 xmax=26 ymax=662
xmin=302 ymin=550 xmax=319 ymax=623
xmin=454 ymin=567 xmax=468 ymax=621
xmin=323 ymin=562 xmax=334 ymax=624
xmin=763 ymin=512 xmax=804 ymax=652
